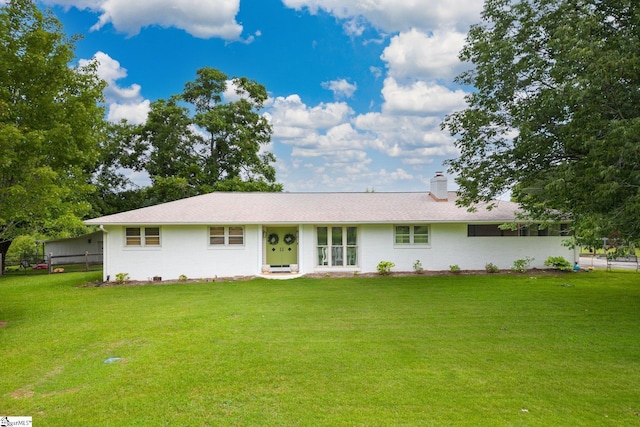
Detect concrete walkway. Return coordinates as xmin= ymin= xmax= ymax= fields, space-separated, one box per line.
xmin=257 ymin=272 xmax=304 ymax=280
xmin=579 ymin=255 xmax=638 ymax=271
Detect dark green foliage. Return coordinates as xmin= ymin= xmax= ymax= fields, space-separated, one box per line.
xmin=443 ymin=0 xmax=640 ymax=243
xmin=96 ymin=67 xmax=282 ymax=212
xmin=485 ymin=262 xmax=500 ymax=273
xmin=511 ymin=256 xmax=534 ymax=272
xmin=91 ymin=120 xmax=147 ymax=215
xmin=376 ymin=260 xmax=395 ymax=275
xmin=0 ymin=0 xmax=105 ymax=267
xmin=544 ymin=256 xmax=572 ymax=271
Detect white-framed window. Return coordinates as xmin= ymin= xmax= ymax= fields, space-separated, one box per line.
xmin=125 ymin=227 xmax=160 ymax=247
xmin=210 ymin=226 xmax=244 ymax=246
xmin=394 ymin=225 xmax=429 ymax=245
xmin=317 ymin=226 xmax=357 ymax=267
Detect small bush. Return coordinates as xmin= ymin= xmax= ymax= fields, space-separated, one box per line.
xmin=413 ymin=260 xmax=423 ymax=274
xmin=544 ymin=256 xmax=572 ymax=271
xmin=115 ymin=272 xmax=129 ymax=284
xmin=377 ymin=261 xmax=395 ymax=275
xmin=511 ymin=257 xmax=534 ymax=273
xmin=449 ymin=264 xmax=461 ymax=273
xmin=485 ymin=263 xmax=500 ymax=273
xmin=178 ymin=274 xmax=188 ymax=282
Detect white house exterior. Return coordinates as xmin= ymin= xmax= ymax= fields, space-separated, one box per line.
xmin=85 ymin=175 xmax=576 ymax=281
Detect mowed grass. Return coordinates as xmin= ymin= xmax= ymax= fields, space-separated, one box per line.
xmin=1 ymin=271 xmax=639 ymax=426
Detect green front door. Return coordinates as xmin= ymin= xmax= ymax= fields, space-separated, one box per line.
xmin=266 ymin=227 xmax=298 ymax=267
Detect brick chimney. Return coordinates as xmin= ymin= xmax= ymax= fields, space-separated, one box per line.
xmin=430 ymin=172 xmax=448 ymax=201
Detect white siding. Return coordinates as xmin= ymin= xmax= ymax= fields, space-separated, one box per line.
xmin=357 ymin=224 xmax=574 ymax=272
xmin=298 ymin=224 xmax=315 ymax=275
xmin=102 ymin=223 xmax=576 ymax=281
xmin=427 ymin=224 xmax=575 ymax=271
xmin=304 ymin=223 xmax=575 ymax=274
xmin=103 ymin=225 xmax=261 ymax=281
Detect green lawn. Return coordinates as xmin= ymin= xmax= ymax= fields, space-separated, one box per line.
xmin=1 ymin=271 xmax=639 ymax=426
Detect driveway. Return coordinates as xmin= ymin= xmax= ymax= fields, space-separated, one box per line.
xmin=579 ymin=255 xmax=638 ymax=271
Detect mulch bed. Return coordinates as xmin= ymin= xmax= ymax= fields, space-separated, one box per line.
xmin=303 ymin=268 xmax=571 ymax=279
xmin=82 ymin=268 xmax=573 ymax=287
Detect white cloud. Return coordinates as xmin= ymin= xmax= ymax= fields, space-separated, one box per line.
xmin=355 ymin=113 xmax=440 ymax=145
xmin=81 ymin=51 xmax=125 ymax=83
xmin=78 ymin=51 xmax=150 ymax=124
xmin=354 ymin=112 xmax=457 ymax=162
xmin=342 ymin=16 xmax=366 ymax=36
xmin=321 ymin=79 xmax=358 ymax=99
xmin=381 ymin=77 xmax=467 ymax=115
xmin=222 ymin=79 xmax=256 ymax=103
xmin=273 ymin=2 xmax=477 ymax=190
xmin=268 ymin=95 xmax=353 ymax=134
xmin=381 ymin=28 xmax=468 ymax=81
xmin=107 ymin=100 xmax=151 ymax=124
xmin=380 ymin=168 xmax=413 ymax=181
xmin=266 ymin=94 xmax=377 ymax=190
xmin=42 ymin=0 xmax=243 ymax=39
xmin=266 ymin=88 xmax=461 ymax=191
xmin=370 ymin=66 xmax=383 ymax=79
xmin=281 ymin=0 xmax=483 ymax=33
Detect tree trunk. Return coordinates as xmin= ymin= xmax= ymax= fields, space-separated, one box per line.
xmin=0 ymin=240 xmax=13 ymax=274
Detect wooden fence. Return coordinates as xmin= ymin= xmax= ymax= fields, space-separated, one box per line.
xmin=47 ymin=252 xmax=103 ymax=273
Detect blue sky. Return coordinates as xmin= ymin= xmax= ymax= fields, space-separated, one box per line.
xmin=35 ymin=0 xmax=485 ymax=192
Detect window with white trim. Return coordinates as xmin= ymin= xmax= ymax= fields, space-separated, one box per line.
xmin=317 ymin=226 xmax=357 ymax=267
xmin=125 ymin=227 xmax=160 ymax=246
xmin=210 ymin=226 xmax=244 ymax=246
xmin=394 ymin=225 xmax=429 ymax=245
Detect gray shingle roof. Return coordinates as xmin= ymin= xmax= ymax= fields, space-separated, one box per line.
xmin=85 ymin=192 xmax=523 ymax=225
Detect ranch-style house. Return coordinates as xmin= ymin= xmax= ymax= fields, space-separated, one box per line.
xmin=85 ymin=174 xmax=576 ymax=281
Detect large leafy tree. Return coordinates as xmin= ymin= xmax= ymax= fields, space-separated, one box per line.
xmin=91 ymin=120 xmax=145 ymax=215
xmin=0 ymin=0 xmax=105 ymax=268
xmin=443 ymin=0 xmax=640 ymax=243
xmin=91 ymin=68 xmax=281 ymax=215
xmin=136 ymin=67 xmax=281 ymax=204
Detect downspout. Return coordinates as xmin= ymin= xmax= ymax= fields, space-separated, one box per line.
xmin=100 ymin=225 xmax=110 ymax=282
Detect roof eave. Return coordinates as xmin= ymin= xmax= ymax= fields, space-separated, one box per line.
xmin=87 ymin=218 xmax=524 ymax=227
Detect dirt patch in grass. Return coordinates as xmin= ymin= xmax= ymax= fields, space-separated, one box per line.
xmin=0 ymin=321 xmax=7 ymax=328
xmin=11 ymin=366 xmax=65 ymax=399
xmin=12 ymin=388 xmax=35 ymax=399
xmin=13 ymin=386 xmax=85 ymax=400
